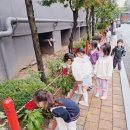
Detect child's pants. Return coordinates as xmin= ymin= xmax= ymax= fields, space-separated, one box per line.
xmin=55 ymin=117 xmax=77 ymax=130
xmin=113 ymin=58 xmax=121 ymax=70
xmin=96 ymin=77 xmax=108 ymax=92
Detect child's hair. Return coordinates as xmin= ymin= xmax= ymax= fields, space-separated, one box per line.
xmin=91 ymin=41 xmax=98 ymax=49
xmin=117 ymin=39 xmax=123 ymax=44
xmin=33 ymin=90 xmax=63 ymax=108
xmin=93 ymin=35 xmax=102 ymax=42
xmin=63 ymin=53 xmax=75 ymax=62
xmin=101 ymin=43 xmax=111 ymax=56
xmin=76 ymin=48 xmax=85 ymax=54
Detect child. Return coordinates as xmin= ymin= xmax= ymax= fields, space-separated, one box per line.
xmin=33 ymin=90 xmax=80 ymax=130
xmin=94 ymin=43 xmax=113 ymax=100
xmin=93 ymin=35 xmax=102 ymax=50
xmin=111 ymin=39 xmax=126 ymax=70
xmin=88 ymin=41 xmax=100 ymax=67
xmin=75 ymin=48 xmax=93 ymax=92
xmin=64 ymin=52 xmax=93 ymax=106
xmin=88 ymin=41 xmax=100 ymax=91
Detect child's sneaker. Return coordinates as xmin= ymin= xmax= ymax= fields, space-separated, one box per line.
xmin=95 ymin=88 xmax=100 ymax=98
xmin=95 ymin=92 xmax=100 ymax=98
xmin=79 ymin=101 xmax=89 ymax=106
xmin=100 ymin=91 xmax=107 ymax=100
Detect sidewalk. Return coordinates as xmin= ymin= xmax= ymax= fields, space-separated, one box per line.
xmin=76 ymin=69 xmax=127 ymax=130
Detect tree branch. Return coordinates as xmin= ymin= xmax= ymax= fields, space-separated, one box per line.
xmin=69 ymin=0 xmax=74 ymax=11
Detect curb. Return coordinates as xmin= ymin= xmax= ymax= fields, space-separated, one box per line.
xmin=120 ymin=61 xmax=130 ymax=130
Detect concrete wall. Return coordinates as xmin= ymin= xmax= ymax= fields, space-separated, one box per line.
xmin=61 ymin=29 xmax=71 ymax=46
xmin=0 ymin=0 xmax=86 ymax=80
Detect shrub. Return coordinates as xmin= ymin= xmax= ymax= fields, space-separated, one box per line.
xmin=56 ymin=75 xmax=75 ymax=95
xmin=73 ymin=37 xmax=86 ymax=48
xmin=0 ymin=71 xmax=46 ymax=111
xmin=46 ymin=57 xmax=64 ymax=77
xmin=21 ymin=109 xmax=44 ymax=130
xmin=96 ymin=21 xmax=109 ymax=30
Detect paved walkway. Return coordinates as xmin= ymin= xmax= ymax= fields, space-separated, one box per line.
xmin=76 ymin=69 xmax=127 ymax=130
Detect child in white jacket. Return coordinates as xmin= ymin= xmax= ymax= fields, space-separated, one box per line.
xmin=64 ymin=49 xmax=93 ymax=106
xmin=94 ymin=43 xmax=113 ymax=100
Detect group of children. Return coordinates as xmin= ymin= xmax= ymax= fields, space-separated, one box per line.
xmin=32 ymin=37 xmax=126 ymax=130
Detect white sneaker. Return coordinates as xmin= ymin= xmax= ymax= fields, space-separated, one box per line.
xmin=74 ymin=90 xmax=83 ymax=94
xmin=79 ymin=101 xmax=89 ymax=106
xmin=95 ymin=92 xmax=100 ymax=98
xmin=100 ymin=92 xmax=107 ymax=100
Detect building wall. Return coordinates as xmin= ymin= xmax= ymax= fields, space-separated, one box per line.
xmin=0 ymin=0 xmax=86 ymax=80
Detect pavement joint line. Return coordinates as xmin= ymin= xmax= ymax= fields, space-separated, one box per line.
xmin=120 ymin=61 xmax=130 ymax=130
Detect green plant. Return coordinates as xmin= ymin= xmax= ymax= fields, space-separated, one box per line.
xmin=22 ymin=109 xmax=44 ymax=130
xmin=56 ymin=75 xmax=74 ymax=95
xmin=73 ymin=37 xmax=86 ymax=48
xmin=96 ymin=21 xmax=109 ymax=30
xmin=0 ymin=112 xmax=7 ymax=130
xmin=42 ymin=109 xmax=53 ymax=119
xmin=0 ymin=72 xmax=46 ymax=111
xmin=46 ymin=58 xmax=64 ymax=77
xmin=0 ymin=112 xmax=6 ymax=119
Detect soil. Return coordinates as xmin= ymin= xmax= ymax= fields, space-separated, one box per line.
xmin=14 ymin=45 xmax=68 ymax=80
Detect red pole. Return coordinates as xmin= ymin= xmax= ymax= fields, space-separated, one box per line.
xmin=2 ymin=98 xmax=20 ymax=130
xmin=85 ymin=40 xmax=89 ymax=55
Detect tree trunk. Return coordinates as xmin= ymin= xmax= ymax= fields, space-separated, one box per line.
xmin=69 ymin=9 xmax=78 ymax=53
xmin=91 ymin=6 xmax=95 ymax=36
xmin=25 ymin=0 xmax=46 ymax=82
xmin=86 ymin=8 xmax=91 ymax=42
xmin=89 ymin=8 xmax=92 ymax=37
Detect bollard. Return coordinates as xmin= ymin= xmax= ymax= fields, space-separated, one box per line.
xmin=86 ymin=40 xmax=89 ymax=55
xmin=2 ymin=98 xmax=20 ymax=130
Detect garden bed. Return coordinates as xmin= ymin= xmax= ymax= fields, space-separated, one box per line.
xmin=0 ymin=37 xmax=87 ymax=130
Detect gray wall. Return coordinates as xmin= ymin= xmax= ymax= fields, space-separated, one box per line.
xmin=0 ymin=0 xmax=86 ymax=81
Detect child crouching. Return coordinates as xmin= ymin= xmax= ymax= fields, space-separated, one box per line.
xmin=33 ymin=90 xmax=80 ymax=130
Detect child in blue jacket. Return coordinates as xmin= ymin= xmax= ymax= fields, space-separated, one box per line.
xmin=33 ymin=90 xmax=80 ymax=130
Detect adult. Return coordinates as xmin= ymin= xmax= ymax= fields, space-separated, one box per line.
xmin=110 ymin=19 xmax=117 ymax=44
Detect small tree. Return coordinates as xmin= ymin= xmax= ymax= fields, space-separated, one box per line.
xmin=84 ymin=0 xmax=106 ymax=39
xmin=25 ymin=0 xmax=46 ymax=82
xmin=40 ymin=0 xmax=83 ymax=53
xmin=96 ymin=0 xmax=118 ymax=23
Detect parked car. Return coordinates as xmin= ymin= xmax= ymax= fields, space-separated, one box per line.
xmin=116 ymin=20 xmax=121 ymax=27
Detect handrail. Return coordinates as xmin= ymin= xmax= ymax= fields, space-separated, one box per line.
xmin=0 ymin=17 xmax=86 ymax=37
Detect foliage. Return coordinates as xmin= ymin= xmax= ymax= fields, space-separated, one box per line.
xmin=0 ymin=112 xmax=7 ymax=130
xmin=0 ymin=112 xmax=6 ymax=119
xmin=42 ymin=109 xmax=53 ymax=119
xmin=96 ymin=21 xmax=109 ymax=29
xmin=21 ymin=109 xmax=44 ymax=130
xmin=84 ymin=0 xmax=106 ymax=9
xmin=95 ymin=0 xmax=119 ymax=21
xmin=56 ymin=74 xmax=74 ymax=95
xmin=123 ymin=0 xmax=130 ymax=11
xmin=0 ymin=71 xmax=46 ymax=111
xmin=46 ymin=57 xmax=64 ymax=77
xmin=40 ymin=0 xmax=83 ymax=10
xmin=73 ymin=37 xmax=86 ymax=48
